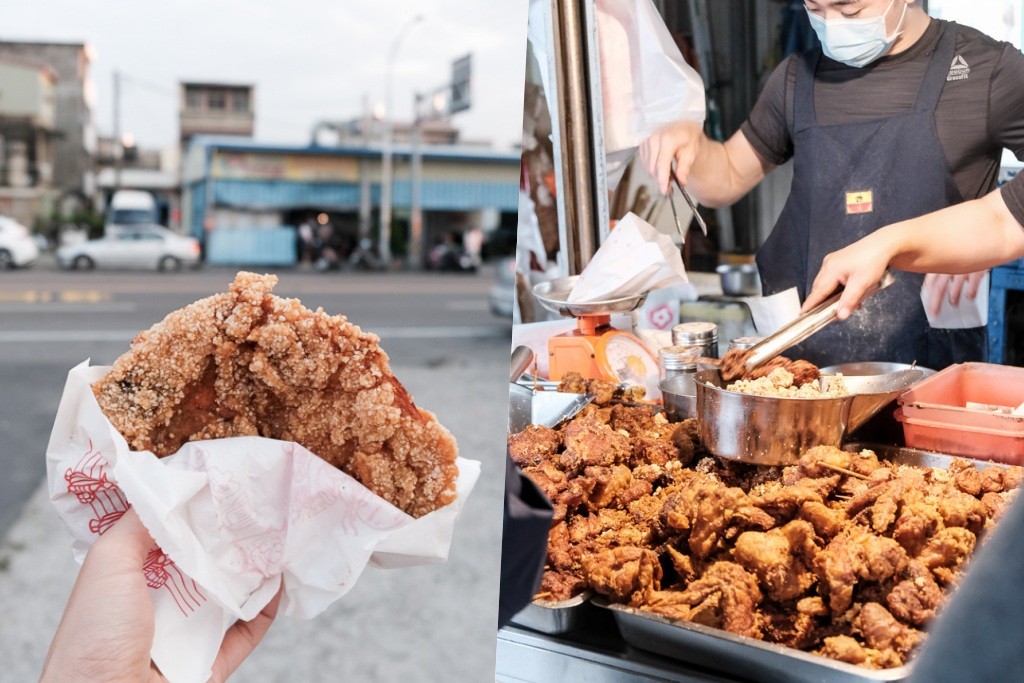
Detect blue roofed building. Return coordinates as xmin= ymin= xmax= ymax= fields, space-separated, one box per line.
xmin=180 ymin=135 xmax=520 ymax=267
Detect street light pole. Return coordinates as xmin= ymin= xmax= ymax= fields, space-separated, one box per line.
xmin=379 ymin=14 xmax=423 ymax=268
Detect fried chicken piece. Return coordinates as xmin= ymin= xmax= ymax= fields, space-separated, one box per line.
xmin=508 ymin=425 xmax=561 ymax=468
xmin=886 ymin=560 xmax=943 ymax=627
xmin=917 ymin=526 xmax=976 ymax=585
xmin=752 ymin=478 xmax=827 ymax=522
xmin=855 ymin=602 xmax=923 ymax=658
xmin=664 ymin=545 xmax=696 ymax=583
xmin=892 ymin=493 xmax=944 ymax=556
xmin=733 ymin=521 xmax=818 ymax=602
xmin=555 ymin=371 xmax=588 ymax=395
xmin=934 ymin=486 xmax=988 ymax=534
xmin=581 ymin=546 xmax=662 ymax=604
xmin=814 ymin=530 xmax=909 ymax=614
xmin=816 ymin=635 xmax=903 ymax=669
xmin=645 ymin=562 xmax=763 ymax=638
xmin=546 ymin=521 xmax=574 ymax=571
xmin=609 ymin=404 xmax=656 ymax=435
xmin=796 ymin=445 xmax=853 ymax=480
xmin=799 ymin=501 xmax=847 ymax=539
xmin=560 ymin=413 xmax=631 ymax=472
xmin=980 ymin=465 xmax=1024 ymax=493
xmin=719 ymin=349 xmax=822 ymax=386
xmin=538 ymin=571 xmax=587 ymax=601
xmin=93 ymin=272 xmax=457 ymax=518
xmin=760 ymin=602 xmax=821 ymax=650
xmin=583 ymin=465 xmax=652 ymax=510
xmin=689 ymin=484 xmax=775 ymax=559
xmin=522 ymin=462 xmax=569 ymax=502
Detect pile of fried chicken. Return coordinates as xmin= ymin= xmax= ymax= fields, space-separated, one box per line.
xmin=508 ymin=404 xmax=1022 ymax=669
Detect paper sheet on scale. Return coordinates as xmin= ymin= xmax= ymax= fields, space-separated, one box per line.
xmin=567 ymin=212 xmax=688 ymax=303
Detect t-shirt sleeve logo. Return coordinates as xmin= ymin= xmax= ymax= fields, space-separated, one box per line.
xmin=947 ymin=55 xmax=971 ymax=82
xmin=845 ymin=190 xmax=874 ymax=214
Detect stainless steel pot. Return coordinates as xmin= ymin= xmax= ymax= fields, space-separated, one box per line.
xmin=715 ymin=263 xmax=760 ymax=297
xmin=694 ymin=368 xmax=923 ymax=465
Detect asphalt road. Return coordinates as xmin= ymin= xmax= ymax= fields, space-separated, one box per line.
xmin=0 ymin=263 xmax=510 ymax=540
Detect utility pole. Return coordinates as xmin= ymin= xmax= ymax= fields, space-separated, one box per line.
xmin=358 ymin=93 xmax=372 ymax=241
xmin=409 ymin=94 xmax=424 ymax=269
xmin=113 ymin=70 xmax=122 ymax=190
xmin=379 ymin=14 xmax=423 ymax=268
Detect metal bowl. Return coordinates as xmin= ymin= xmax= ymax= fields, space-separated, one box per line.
xmin=694 ymin=368 xmax=923 ymax=465
xmin=820 ymin=361 xmax=935 ymax=380
xmin=716 ymin=263 xmax=760 ymax=297
xmin=533 ymin=276 xmax=648 ymax=318
xmin=660 ymin=374 xmax=697 ymax=421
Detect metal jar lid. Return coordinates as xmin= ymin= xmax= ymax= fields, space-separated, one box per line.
xmin=659 ymin=345 xmax=701 ymax=371
xmin=672 ymin=322 xmax=718 ymax=346
xmin=728 ymin=336 xmax=763 ymax=351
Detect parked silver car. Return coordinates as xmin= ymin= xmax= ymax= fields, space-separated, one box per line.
xmin=0 ymin=215 xmax=40 ymax=269
xmin=57 ymin=225 xmax=201 ymax=271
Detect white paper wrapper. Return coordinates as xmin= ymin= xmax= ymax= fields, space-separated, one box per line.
xmin=567 ymin=212 xmax=687 ymax=303
xmin=46 ymin=362 xmax=479 ymax=683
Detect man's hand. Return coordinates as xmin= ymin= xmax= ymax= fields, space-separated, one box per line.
xmin=802 ymin=238 xmax=892 ymax=320
xmin=923 ymin=271 xmax=987 ymax=317
xmin=639 ymin=119 xmax=706 ymax=195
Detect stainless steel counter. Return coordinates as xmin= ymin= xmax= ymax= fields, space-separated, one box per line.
xmin=496 ymin=609 xmax=750 ymax=683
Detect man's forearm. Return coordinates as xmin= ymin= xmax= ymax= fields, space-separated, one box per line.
xmin=884 ymin=190 xmax=1024 ymax=274
xmin=688 ymin=133 xmax=771 ymax=209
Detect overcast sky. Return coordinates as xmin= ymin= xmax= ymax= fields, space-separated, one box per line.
xmin=2 ymin=0 xmax=528 ymax=150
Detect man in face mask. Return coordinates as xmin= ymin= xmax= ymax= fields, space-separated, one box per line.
xmin=640 ymin=0 xmax=1024 ymax=369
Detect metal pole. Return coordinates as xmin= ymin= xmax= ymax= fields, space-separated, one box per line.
xmin=409 ymin=97 xmax=424 ymax=269
xmin=379 ymin=14 xmax=423 ymax=268
xmin=550 ymin=0 xmax=600 ymax=274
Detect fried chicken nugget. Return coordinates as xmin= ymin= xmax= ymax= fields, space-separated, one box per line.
xmin=92 ymin=272 xmax=458 ymax=518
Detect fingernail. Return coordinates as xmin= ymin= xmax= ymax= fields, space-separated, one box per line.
xmin=838 ymin=307 xmax=850 ymax=320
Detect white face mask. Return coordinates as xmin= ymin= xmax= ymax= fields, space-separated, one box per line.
xmin=806 ymin=0 xmax=909 ymax=68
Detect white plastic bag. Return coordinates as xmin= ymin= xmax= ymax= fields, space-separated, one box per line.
xmin=596 ymin=0 xmax=706 ymax=155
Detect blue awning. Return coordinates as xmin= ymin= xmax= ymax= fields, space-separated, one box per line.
xmin=212 ymin=178 xmax=518 ymax=212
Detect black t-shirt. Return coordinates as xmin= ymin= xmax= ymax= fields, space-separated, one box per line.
xmin=740 ymin=19 xmax=1024 ymax=227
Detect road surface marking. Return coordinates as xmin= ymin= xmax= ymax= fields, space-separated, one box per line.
xmin=0 ymin=302 xmax=137 ymax=313
xmin=0 ymin=325 xmax=510 ymax=343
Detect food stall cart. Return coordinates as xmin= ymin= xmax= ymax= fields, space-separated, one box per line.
xmin=500 ymin=2 xmax=1024 ymax=682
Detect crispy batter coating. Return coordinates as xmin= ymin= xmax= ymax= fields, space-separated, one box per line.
xmin=93 ymin=272 xmax=458 ymax=518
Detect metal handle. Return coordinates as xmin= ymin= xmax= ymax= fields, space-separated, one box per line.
xmin=744 ymin=271 xmax=896 ymax=372
xmin=510 ymin=346 xmax=535 ymax=383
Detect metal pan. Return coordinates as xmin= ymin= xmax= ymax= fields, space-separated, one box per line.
xmin=509 ymin=592 xmax=593 ymax=635
xmin=597 ymin=599 xmax=909 ymax=683
xmin=592 ymin=447 xmax=1009 ymax=682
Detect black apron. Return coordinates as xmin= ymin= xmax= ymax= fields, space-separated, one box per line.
xmin=756 ymin=24 xmax=986 ymax=369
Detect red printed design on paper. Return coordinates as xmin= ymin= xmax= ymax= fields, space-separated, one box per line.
xmin=65 ymin=439 xmax=128 ymax=535
xmin=65 ymin=439 xmax=207 ymax=617
xmin=144 ymin=547 xmax=207 ymax=616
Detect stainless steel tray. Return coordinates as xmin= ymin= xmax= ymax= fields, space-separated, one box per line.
xmin=509 ymin=592 xmax=593 ymax=635
xmin=843 ymin=443 xmax=1009 ymax=471
xmin=589 ymin=447 xmax=1010 ymax=682
xmin=596 ymin=599 xmax=908 ymax=683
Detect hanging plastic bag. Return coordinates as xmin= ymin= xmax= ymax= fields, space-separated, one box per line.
xmin=596 ymin=0 xmax=707 ymax=182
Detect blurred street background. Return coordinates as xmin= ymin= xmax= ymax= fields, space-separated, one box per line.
xmin=0 ymin=0 xmax=525 ymax=679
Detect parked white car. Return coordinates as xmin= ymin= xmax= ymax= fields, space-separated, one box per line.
xmin=57 ymin=225 xmax=201 ymax=271
xmin=0 ymin=215 xmax=40 ymax=269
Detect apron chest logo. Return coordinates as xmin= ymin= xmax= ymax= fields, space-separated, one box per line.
xmin=845 ymin=190 xmax=874 ymax=214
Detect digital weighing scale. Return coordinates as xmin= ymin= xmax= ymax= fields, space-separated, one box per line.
xmin=533 ymin=276 xmax=660 ymax=398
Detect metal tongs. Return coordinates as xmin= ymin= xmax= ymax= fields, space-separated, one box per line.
xmin=739 ymin=271 xmax=897 ymax=377
xmin=668 ymin=160 xmax=708 ymax=242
